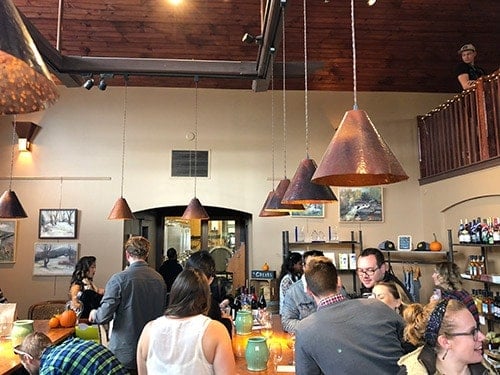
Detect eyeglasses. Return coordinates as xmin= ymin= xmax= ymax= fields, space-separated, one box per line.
xmin=445 ymin=327 xmax=480 ymax=341
xmin=13 ymin=346 xmax=34 ymax=360
xmin=356 ymin=267 xmax=379 ymax=276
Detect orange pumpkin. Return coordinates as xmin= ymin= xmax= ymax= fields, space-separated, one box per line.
xmin=48 ymin=316 xmax=60 ymax=329
xmin=59 ymin=309 xmax=77 ymax=328
xmin=262 ymin=262 xmax=270 ymax=271
xmin=430 ymin=233 xmax=443 ymax=252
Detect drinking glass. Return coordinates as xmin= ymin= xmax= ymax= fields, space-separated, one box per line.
xmin=259 ymin=312 xmax=273 ymax=339
xmin=268 ymin=341 xmax=283 ymax=372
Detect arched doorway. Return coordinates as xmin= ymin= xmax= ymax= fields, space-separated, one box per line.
xmin=126 ymin=206 xmax=252 ymax=296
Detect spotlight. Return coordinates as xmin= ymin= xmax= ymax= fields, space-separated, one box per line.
xmin=367 ymin=0 xmax=376 ymax=5
xmin=98 ymin=77 xmax=107 ymax=91
xmin=242 ymin=33 xmax=262 ymax=44
xmin=83 ymin=77 xmax=94 ymax=90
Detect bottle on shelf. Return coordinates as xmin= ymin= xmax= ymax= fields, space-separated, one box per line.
xmin=257 ymin=287 xmax=267 ymax=310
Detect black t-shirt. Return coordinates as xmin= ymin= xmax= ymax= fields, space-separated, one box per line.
xmin=455 ymin=62 xmax=486 ymax=90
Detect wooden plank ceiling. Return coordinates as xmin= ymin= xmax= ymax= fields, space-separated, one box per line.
xmin=13 ymin=0 xmax=500 ymax=93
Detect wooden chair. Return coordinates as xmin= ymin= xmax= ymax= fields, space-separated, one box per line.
xmin=27 ymin=300 xmax=67 ymax=320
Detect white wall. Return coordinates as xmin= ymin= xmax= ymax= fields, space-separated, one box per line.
xmin=0 ymin=86 xmax=452 ymax=317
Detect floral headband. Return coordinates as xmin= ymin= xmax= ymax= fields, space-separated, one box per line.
xmin=424 ymin=298 xmax=449 ymax=347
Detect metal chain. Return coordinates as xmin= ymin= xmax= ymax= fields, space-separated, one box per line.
xmin=8 ymin=116 xmax=16 ymax=191
xmin=303 ymin=0 xmax=310 ymax=157
xmin=351 ymin=0 xmax=358 ymax=109
xmin=120 ymin=75 xmax=128 ymax=197
xmin=194 ymin=75 xmax=199 ymax=197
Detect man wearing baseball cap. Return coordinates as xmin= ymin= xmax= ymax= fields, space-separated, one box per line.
xmin=456 ymin=43 xmax=486 ymax=91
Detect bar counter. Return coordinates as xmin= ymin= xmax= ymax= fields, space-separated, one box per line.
xmin=0 ymin=320 xmax=75 ymax=375
xmin=234 ymin=314 xmax=295 ymax=375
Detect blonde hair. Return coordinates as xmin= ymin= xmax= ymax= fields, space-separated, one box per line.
xmin=434 ymin=262 xmax=462 ymax=291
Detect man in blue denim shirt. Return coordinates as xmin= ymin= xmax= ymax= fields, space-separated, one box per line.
xmin=280 ymin=250 xmax=324 ymax=333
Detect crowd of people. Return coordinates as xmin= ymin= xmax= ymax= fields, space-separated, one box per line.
xmin=7 ymin=223 xmax=497 ymax=374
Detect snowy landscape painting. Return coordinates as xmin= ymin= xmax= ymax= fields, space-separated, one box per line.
xmin=39 ymin=209 xmax=78 ymax=239
xmin=33 ymin=242 xmax=78 ymax=276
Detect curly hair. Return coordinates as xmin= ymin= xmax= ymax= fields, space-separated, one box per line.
xmin=434 ymin=262 xmax=462 ymax=291
xmin=403 ymin=299 xmax=466 ymax=348
xmin=125 ymin=236 xmax=150 ymax=259
xmin=70 ymin=256 xmax=96 ymax=287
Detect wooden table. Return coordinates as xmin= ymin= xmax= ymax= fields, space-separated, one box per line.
xmin=0 ymin=320 xmax=74 ymax=375
xmin=234 ymin=314 xmax=295 ymax=375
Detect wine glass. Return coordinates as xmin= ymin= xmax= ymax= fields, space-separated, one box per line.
xmin=268 ymin=342 xmax=283 ymax=372
xmin=287 ymin=332 xmax=296 ymax=365
xmin=260 ymin=313 xmax=273 ymax=340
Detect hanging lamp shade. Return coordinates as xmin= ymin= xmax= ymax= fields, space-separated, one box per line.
xmin=265 ymin=179 xmax=304 ymax=212
xmin=282 ymin=158 xmax=337 ymax=204
xmin=311 ymin=109 xmax=409 ymax=186
xmin=259 ymin=191 xmax=289 ymax=217
xmin=0 ymin=0 xmax=58 ymax=115
xmin=108 ymin=197 xmax=135 ymax=220
xmin=0 ymin=190 xmax=28 ymax=219
xmin=182 ymin=198 xmax=209 ymax=220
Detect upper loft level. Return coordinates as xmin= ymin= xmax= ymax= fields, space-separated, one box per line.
xmin=418 ymin=70 xmax=500 ymax=185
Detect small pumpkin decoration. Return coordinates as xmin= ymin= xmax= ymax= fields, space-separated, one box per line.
xmin=430 ymin=233 xmax=443 ymax=252
xmin=262 ymin=262 xmax=270 ymax=271
xmin=59 ymin=309 xmax=77 ymax=328
xmin=48 ymin=315 xmax=60 ymax=329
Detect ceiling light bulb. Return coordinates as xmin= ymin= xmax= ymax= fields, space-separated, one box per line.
xmin=367 ymin=0 xmax=376 ymax=5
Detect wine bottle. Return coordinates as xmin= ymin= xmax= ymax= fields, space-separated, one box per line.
xmin=258 ymin=287 xmax=267 ymax=310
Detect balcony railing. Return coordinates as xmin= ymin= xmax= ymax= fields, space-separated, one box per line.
xmin=417 ymin=70 xmax=500 ymax=185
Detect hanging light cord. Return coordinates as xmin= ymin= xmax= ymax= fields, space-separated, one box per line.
xmin=271 ymin=67 xmax=276 ymax=191
xmin=303 ymin=0 xmax=310 ymax=158
xmin=351 ymin=0 xmax=358 ymax=109
xmin=59 ymin=177 xmax=63 ymax=209
xmin=8 ymin=116 xmax=17 ymax=191
xmin=282 ymin=7 xmax=287 ymax=179
xmin=193 ymin=75 xmax=199 ymax=198
xmin=120 ymin=76 xmax=128 ymax=198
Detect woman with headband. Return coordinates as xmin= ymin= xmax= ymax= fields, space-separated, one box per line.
xmin=398 ymin=299 xmax=495 ymax=375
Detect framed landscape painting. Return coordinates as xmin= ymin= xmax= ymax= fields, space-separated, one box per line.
xmin=339 ymin=187 xmax=383 ymax=222
xmin=33 ymin=242 xmax=79 ymax=276
xmin=0 ymin=220 xmax=17 ymax=263
xmin=39 ymin=209 xmax=78 ymax=239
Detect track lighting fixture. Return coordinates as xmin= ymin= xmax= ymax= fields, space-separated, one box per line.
xmin=242 ymin=33 xmax=262 ymax=45
xmin=98 ymin=73 xmax=114 ymax=91
xmin=83 ymin=75 xmax=94 ymax=90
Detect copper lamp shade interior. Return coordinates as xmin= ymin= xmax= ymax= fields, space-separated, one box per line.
xmin=108 ymin=197 xmax=135 ymax=220
xmin=182 ymin=197 xmax=209 ymax=220
xmin=0 ymin=0 xmax=58 ymax=115
xmin=0 ymin=190 xmax=28 ymax=219
xmin=282 ymin=158 xmax=337 ymax=204
xmin=312 ymin=109 xmax=409 ymax=187
xmin=265 ymin=179 xmax=304 ymax=212
xmin=259 ymin=191 xmax=290 ymax=217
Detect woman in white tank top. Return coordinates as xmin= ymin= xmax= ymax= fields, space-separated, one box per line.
xmin=136 ymin=268 xmax=235 ymax=375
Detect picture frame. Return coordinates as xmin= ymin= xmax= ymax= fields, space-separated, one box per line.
xmin=339 ymin=187 xmax=383 ymax=222
xmin=39 ymin=209 xmax=78 ymax=239
xmin=291 ymin=203 xmax=325 ymax=218
xmin=0 ymin=220 xmax=17 ymax=263
xmin=397 ymin=235 xmax=413 ymax=251
xmin=33 ymin=242 xmax=79 ymax=276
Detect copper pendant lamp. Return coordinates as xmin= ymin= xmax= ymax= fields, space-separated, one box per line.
xmin=311 ymin=0 xmax=408 ymax=187
xmin=282 ymin=0 xmax=337 ymax=204
xmin=265 ymin=11 xmax=303 ymax=213
xmin=182 ymin=76 xmax=210 ymax=220
xmin=259 ymin=55 xmax=289 ymax=217
xmin=0 ymin=0 xmax=58 ymax=115
xmin=108 ymin=76 xmax=135 ymax=220
xmin=0 ymin=120 xmax=27 ymax=219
